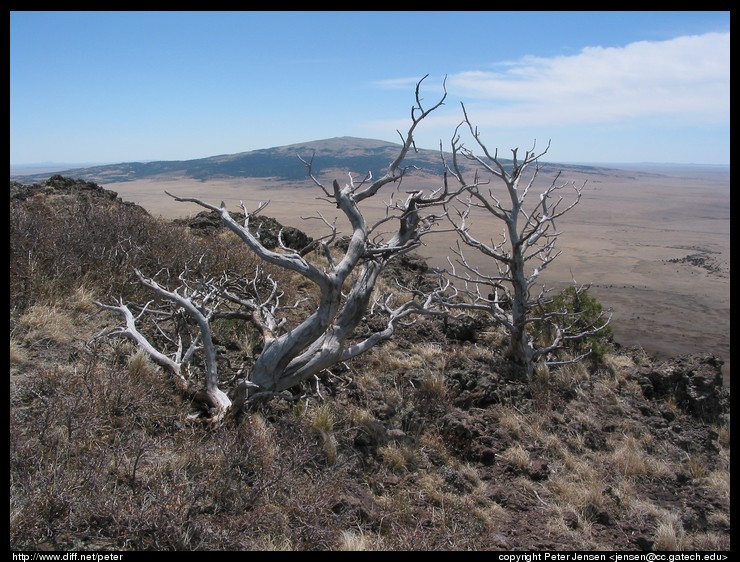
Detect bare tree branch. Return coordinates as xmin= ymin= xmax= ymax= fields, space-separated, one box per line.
xmin=98 ymin=75 xmax=455 ymax=420
xmin=441 ymin=104 xmax=610 ymax=377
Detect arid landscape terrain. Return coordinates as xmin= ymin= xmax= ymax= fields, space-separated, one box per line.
xmin=9 ymin=174 xmax=730 ymax=550
xmin=98 ymin=162 xmax=730 ymax=386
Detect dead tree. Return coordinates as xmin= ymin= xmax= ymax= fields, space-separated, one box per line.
xmin=96 ymin=76 xmax=451 ymax=420
xmin=442 ymin=103 xmax=611 ymax=378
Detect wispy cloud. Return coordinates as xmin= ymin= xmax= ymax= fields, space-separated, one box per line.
xmin=373 ymin=32 xmax=729 ymax=132
xmin=371 ymin=76 xmax=430 ymax=90
xmin=445 ymin=32 xmax=729 ymax=128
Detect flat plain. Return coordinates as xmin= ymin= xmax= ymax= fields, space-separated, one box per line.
xmin=102 ymin=163 xmax=730 ymax=385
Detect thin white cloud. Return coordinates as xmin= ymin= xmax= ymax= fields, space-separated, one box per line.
xmin=444 ymin=32 xmax=729 ymax=127
xmin=371 ymin=76 xmax=427 ymax=89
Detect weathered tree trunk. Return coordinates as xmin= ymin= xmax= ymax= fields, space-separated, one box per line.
xmin=443 ymin=103 xmax=610 ymax=378
xmin=97 ymin=75 xmax=453 ymax=419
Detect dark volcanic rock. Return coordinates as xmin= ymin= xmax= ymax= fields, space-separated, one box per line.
xmin=630 ymin=354 xmax=728 ymax=423
xmin=11 ymin=175 xmax=122 ymax=203
xmin=176 ymin=210 xmax=313 ymax=251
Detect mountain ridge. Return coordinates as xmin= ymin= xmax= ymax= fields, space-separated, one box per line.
xmin=9 ymin=136 xmax=648 ymax=185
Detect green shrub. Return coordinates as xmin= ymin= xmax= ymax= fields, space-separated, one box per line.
xmin=534 ymin=286 xmax=612 ymax=367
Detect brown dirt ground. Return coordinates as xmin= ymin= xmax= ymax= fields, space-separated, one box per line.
xmin=103 ymin=165 xmax=730 ymax=387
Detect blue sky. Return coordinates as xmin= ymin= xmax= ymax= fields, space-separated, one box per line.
xmin=10 ymin=11 xmax=730 ymax=166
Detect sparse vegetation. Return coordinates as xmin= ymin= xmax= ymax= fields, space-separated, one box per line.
xmin=9 ymin=170 xmax=729 ymax=550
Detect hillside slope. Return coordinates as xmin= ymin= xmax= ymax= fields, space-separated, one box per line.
xmin=9 ymin=177 xmax=730 ymax=551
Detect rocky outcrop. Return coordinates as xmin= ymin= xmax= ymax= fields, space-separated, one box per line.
xmin=176 ymin=210 xmax=313 ymax=252
xmin=629 ymin=354 xmax=728 ymax=423
xmin=11 ymin=174 xmax=121 ymax=202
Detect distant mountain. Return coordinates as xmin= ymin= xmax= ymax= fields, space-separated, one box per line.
xmin=9 ymin=136 xmax=637 ymax=185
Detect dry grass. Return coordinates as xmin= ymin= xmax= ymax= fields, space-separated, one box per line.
xmin=475 ymin=500 xmax=508 ymax=531
xmin=65 ymin=284 xmax=99 ymax=314
xmin=706 ymin=449 xmax=730 ymax=499
xmin=379 ymin=443 xmax=419 ymax=472
xmin=611 ymin=435 xmax=649 ymax=478
xmin=126 ymin=348 xmax=159 ymax=380
xmin=371 ymin=275 xmax=409 ymax=304
xmin=548 ymin=459 xmax=603 ymax=511
xmin=653 ymin=511 xmax=688 ymax=551
xmin=688 ymin=531 xmax=731 ymax=551
xmin=8 ymin=180 xmax=730 ymax=551
xmin=496 ymin=405 xmax=525 ymax=440
xmin=553 ymin=359 xmax=592 ymax=390
xmin=412 ymin=342 xmax=447 ymax=370
xmin=602 ymin=351 xmax=635 ymax=375
xmin=310 ymin=402 xmax=337 ymax=433
xmin=10 ymin=301 xmax=731 ymax=551
xmin=308 ymin=403 xmax=338 ymax=465
xmin=346 ymin=405 xmax=375 ymax=427
xmin=419 ymin=373 xmax=447 ymax=399
xmin=364 ymin=341 xmax=432 ymax=372
xmin=685 ymin=453 xmax=709 ymax=479
xmin=475 ymin=325 xmax=509 ymax=348
xmin=715 ymin=421 xmax=730 ymax=449
xmin=337 ymin=528 xmax=385 ymax=551
xmin=418 ymin=431 xmax=454 ymax=466
xmin=499 ymin=444 xmax=531 ymax=470
xmin=249 ymin=535 xmax=295 ymax=551
xmin=9 ymin=337 xmax=28 ymax=365
xmin=17 ymin=304 xmax=78 ymax=345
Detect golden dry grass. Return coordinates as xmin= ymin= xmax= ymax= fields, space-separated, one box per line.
xmin=379 ymin=443 xmax=419 ymax=472
xmin=419 ymin=373 xmax=447 ymax=399
xmin=653 ymin=511 xmax=688 ymax=551
xmin=337 ymin=529 xmax=370 ymax=551
xmin=18 ymin=304 xmax=78 ymax=345
xmin=499 ymin=443 xmax=531 ymax=470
